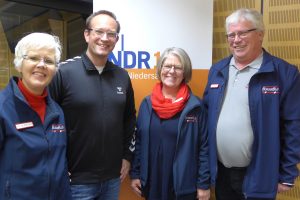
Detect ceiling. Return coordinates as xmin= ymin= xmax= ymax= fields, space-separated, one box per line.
xmin=0 ymin=0 xmax=92 ymax=31
xmin=0 ymin=0 xmax=92 ymax=52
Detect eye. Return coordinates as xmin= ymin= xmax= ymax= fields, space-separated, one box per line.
xmin=239 ymin=32 xmax=247 ymax=37
xmin=44 ymin=58 xmax=55 ymax=65
xmin=227 ymin=33 xmax=235 ymax=39
xmin=174 ymin=66 xmax=183 ymax=71
xmin=28 ymin=56 xmax=40 ymax=62
xmin=107 ymin=32 xmax=117 ymax=38
xmin=95 ymin=30 xmax=105 ymax=35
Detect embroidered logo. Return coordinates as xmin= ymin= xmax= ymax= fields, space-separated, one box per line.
xmin=51 ymin=124 xmax=65 ymax=133
xmin=185 ymin=115 xmax=198 ymax=123
xmin=15 ymin=121 xmax=34 ymax=130
xmin=262 ymin=86 xmax=280 ymax=94
xmin=116 ymin=87 xmax=124 ymax=94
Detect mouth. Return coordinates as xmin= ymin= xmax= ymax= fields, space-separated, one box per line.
xmin=233 ymin=45 xmax=246 ymax=50
xmin=98 ymin=43 xmax=109 ymax=49
xmin=32 ymin=71 xmax=46 ymax=78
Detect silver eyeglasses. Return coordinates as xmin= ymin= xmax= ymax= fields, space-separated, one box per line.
xmin=88 ymin=28 xmax=118 ymax=39
xmin=22 ymin=55 xmax=56 ymax=66
xmin=226 ymin=28 xmax=257 ymax=41
xmin=162 ymin=65 xmax=184 ymax=73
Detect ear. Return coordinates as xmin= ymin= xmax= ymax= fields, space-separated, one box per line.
xmin=84 ymin=29 xmax=90 ymax=43
xmin=15 ymin=65 xmax=22 ymax=73
xmin=258 ymin=31 xmax=264 ymax=42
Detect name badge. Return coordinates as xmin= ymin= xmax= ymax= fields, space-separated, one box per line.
xmin=210 ymin=83 xmax=219 ymax=88
xmin=15 ymin=121 xmax=34 ymax=130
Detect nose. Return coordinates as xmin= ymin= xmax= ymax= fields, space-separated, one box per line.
xmin=233 ymin=34 xmax=242 ymax=41
xmin=36 ymin=59 xmax=46 ymax=68
xmin=168 ymin=66 xmax=176 ymax=72
xmin=100 ymin=32 xmax=109 ymax=40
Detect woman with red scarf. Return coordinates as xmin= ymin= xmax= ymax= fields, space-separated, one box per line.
xmin=130 ymin=47 xmax=210 ymax=200
xmin=0 ymin=33 xmax=71 ymax=199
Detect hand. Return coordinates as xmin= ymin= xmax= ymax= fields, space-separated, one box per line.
xmin=131 ymin=179 xmax=142 ymax=196
xmin=197 ymin=188 xmax=210 ymax=200
xmin=120 ymin=159 xmax=130 ymax=182
xmin=277 ymin=183 xmax=292 ymax=193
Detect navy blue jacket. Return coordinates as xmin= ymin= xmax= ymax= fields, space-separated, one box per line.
xmin=130 ymin=92 xmax=210 ymax=196
xmin=0 ymin=77 xmax=71 ymax=200
xmin=203 ymin=50 xmax=300 ymax=198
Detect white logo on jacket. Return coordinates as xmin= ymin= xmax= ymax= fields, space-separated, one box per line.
xmin=116 ymin=87 xmax=124 ymax=94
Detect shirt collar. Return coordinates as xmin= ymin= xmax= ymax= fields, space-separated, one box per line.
xmin=229 ymin=52 xmax=263 ymax=70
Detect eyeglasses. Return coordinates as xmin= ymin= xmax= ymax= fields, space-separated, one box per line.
xmin=162 ymin=65 xmax=184 ymax=73
xmin=88 ymin=28 xmax=118 ymax=39
xmin=22 ymin=55 xmax=56 ymax=66
xmin=226 ymin=28 xmax=257 ymax=41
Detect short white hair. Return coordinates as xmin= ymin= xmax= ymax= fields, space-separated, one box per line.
xmin=225 ymin=8 xmax=265 ymax=33
xmin=14 ymin=32 xmax=62 ymax=69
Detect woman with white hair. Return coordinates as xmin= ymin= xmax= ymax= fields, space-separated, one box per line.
xmin=0 ymin=32 xmax=71 ymax=199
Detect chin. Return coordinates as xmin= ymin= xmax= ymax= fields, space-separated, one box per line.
xmin=164 ymin=84 xmax=180 ymax=89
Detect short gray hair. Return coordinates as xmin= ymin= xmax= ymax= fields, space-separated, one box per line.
xmin=225 ymin=8 xmax=265 ymax=33
xmin=14 ymin=32 xmax=62 ymax=69
xmin=156 ymin=47 xmax=192 ymax=83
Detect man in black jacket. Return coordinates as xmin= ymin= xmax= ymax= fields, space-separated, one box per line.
xmin=49 ymin=10 xmax=136 ymax=200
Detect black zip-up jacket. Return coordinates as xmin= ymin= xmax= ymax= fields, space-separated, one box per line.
xmin=49 ymin=53 xmax=136 ymax=184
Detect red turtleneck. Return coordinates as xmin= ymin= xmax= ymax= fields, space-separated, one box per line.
xmin=18 ymin=79 xmax=47 ymax=123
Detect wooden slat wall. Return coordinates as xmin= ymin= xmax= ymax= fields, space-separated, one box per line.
xmin=0 ymin=21 xmax=10 ymax=89
xmin=263 ymin=0 xmax=300 ymax=70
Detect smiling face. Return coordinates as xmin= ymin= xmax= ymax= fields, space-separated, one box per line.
xmin=17 ymin=48 xmax=57 ymax=95
xmin=84 ymin=14 xmax=119 ymax=65
xmin=227 ymin=20 xmax=264 ymax=65
xmin=160 ymin=54 xmax=184 ymax=90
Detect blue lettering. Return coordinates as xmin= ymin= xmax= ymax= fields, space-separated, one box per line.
xmin=108 ymin=50 xmax=152 ymax=69
xmin=138 ymin=51 xmax=150 ymax=69
xmin=124 ymin=51 xmax=136 ymax=68
xmin=109 ymin=52 xmax=121 ymax=66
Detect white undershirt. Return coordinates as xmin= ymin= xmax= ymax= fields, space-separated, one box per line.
xmin=95 ymin=66 xmax=105 ymax=74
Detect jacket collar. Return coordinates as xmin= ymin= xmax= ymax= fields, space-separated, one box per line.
xmin=215 ymin=49 xmax=276 ymax=77
xmin=81 ymin=52 xmax=117 ymax=72
xmin=10 ymin=77 xmax=60 ymax=120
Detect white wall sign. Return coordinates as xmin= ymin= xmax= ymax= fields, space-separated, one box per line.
xmin=93 ymin=0 xmax=213 ymax=70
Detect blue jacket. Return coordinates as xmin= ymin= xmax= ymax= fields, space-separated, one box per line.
xmin=130 ymin=92 xmax=210 ymax=196
xmin=0 ymin=77 xmax=71 ymax=200
xmin=203 ymin=50 xmax=300 ymax=198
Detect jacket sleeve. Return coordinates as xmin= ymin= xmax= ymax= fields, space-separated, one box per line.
xmin=129 ymin=99 xmax=147 ymax=179
xmin=0 ymin=117 xmax=4 ymax=150
xmin=197 ymin=104 xmax=210 ymax=189
xmin=129 ymin=127 xmax=141 ymax=179
xmin=122 ymin=76 xmax=137 ymax=162
xmin=279 ymin=66 xmax=300 ymax=185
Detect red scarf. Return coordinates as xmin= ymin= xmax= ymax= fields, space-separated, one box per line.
xmin=151 ymin=82 xmax=190 ymax=119
xmin=18 ymin=79 xmax=47 ymax=123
